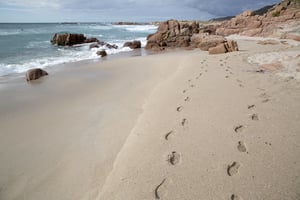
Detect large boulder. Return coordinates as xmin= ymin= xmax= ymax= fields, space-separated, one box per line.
xmin=123 ymin=40 xmax=141 ymax=49
xmin=51 ymin=33 xmax=86 ymax=46
xmin=26 ymin=68 xmax=48 ymax=81
xmin=190 ymin=33 xmax=225 ymax=50
xmin=145 ymin=19 xmax=199 ymax=50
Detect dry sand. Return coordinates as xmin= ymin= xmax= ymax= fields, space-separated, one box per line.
xmin=1 ymin=38 xmax=300 ymax=200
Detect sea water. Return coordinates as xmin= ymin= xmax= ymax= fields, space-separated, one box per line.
xmin=0 ymin=23 xmax=157 ymax=77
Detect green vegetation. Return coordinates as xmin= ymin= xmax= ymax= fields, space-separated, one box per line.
xmin=272 ymin=11 xmax=280 ymax=17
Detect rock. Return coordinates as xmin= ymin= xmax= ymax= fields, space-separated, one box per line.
xmin=123 ymin=40 xmax=141 ymax=49
xmin=96 ymin=50 xmax=107 ymax=57
xmin=84 ymin=37 xmax=99 ymax=43
xmin=208 ymin=40 xmax=239 ymax=54
xmin=105 ymin=43 xmax=118 ymax=49
xmin=225 ymin=40 xmax=239 ymax=52
xmin=26 ymin=68 xmax=48 ymax=81
xmin=208 ymin=44 xmax=227 ymax=54
xmin=51 ymin=33 xmax=86 ymax=46
xmin=241 ymin=10 xmax=255 ymax=17
xmin=190 ymin=33 xmax=225 ymax=50
xmin=89 ymin=43 xmax=99 ymax=49
xmin=145 ymin=19 xmax=199 ymax=50
xmin=215 ymin=0 xmax=300 ymax=37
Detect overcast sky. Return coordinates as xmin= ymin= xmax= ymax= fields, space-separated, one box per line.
xmin=0 ymin=0 xmax=280 ymax=22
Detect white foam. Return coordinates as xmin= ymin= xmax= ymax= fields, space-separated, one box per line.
xmin=113 ymin=24 xmax=158 ymax=33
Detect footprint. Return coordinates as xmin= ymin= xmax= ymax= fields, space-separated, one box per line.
xmin=227 ymin=162 xmax=240 ymax=176
xmin=182 ymin=90 xmax=187 ymax=93
xmin=247 ymin=104 xmax=255 ymax=109
xmin=237 ymin=141 xmax=247 ymax=152
xmin=176 ymin=106 xmax=183 ymax=112
xmin=184 ymin=97 xmax=190 ymax=102
xmin=190 ymin=84 xmax=195 ymax=88
xmin=168 ymin=151 xmax=180 ymax=165
xmin=234 ymin=125 xmax=244 ymax=133
xmin=154 ymin=178 xmax=166 ymax=199
xmin=231 ymin=194 xmax=242 ymax=200
xmin=225 ymin=76 xmax=229 ymax=78
xmin=251 ymin=113 xmax=259 ymax=121
xmin=165 ymin=131 xmax=173 ymax=140
xmin=239 ymin=84 xmax=244 ymax=88
xmin=181 ymin=118 xmax=187 ymax=126
xmin=262 ymin=99 xmax=270 ymax=103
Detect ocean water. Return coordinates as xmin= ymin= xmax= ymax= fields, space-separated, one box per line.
xmin=0 ymin=23 xmax=157 ymax=77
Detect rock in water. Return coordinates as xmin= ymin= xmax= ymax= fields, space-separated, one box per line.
xmin=96 ymin=50 xmax=107 ymax=57
xmin=123 ymin=40 xmax=142 ymax=49
xmin=51 ymin=33 xmax=86 ymax=46
xmin=26 ymin=68 xmax=48 ymax=81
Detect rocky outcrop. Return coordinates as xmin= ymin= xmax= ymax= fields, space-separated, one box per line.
xmin=26 ymin=68 xmax=48 ymax=81
xmin=97 ymin=50 xmax=107 ymax=57
xmin=51 ymin=33 xmax=86 ymax=46
xmin=145 ymin=20 xmax=239 ymax=53
xmin=145 ymin=20 xmax=199 ymax=50
xmin=123 ymin=40 xmax=141 ymax=49
xmin=215 ymin=0 xmax=300 ymax=37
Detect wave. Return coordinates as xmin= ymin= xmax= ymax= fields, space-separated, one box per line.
xmin=112 ymin=24 xmax=158 ymax=33
xmin=0 ymin=42 xmax=134 ymax=77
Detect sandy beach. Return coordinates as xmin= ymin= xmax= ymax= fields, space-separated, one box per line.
xmin=1 ymin=38 xmax=300 ymax=200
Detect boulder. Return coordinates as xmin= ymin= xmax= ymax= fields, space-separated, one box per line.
xmin=208 ymin=44 xmax=227 ymax=54
xmin=145 ymin=19 xmax=199 ymax=50
xmin=224 ymin=40 xmax=239 ymax=52
xmin=208 ymin=40 xmax=239 ymax=54
xmin=190 ymin=33 xmax=225 ymax=50
xmin=51 ymin=33 xmax=86 ymax=46
xmin=26 ymin=68 xmax=48 ymax=81
xmin=96 ymin=50 xmax=107 ymax=57
xmin=123 ymin=40 xmax=142 ymax=49
xmin=105 ymin=43 xmax=118 ymax=49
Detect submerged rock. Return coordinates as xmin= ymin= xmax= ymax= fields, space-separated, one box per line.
xmin=97 ymin=50 xmax=107 ymax=57
xmin=26 ymin=68 xmax=48 ymax=81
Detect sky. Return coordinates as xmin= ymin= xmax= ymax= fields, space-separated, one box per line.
xmin=0 ymin=0 xmax=280 ymax=22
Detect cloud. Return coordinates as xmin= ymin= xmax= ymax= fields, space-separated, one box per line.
xmin=0 ymin=0 xmax=61 ymax=9
xmin=0 ymin=0 xmax=280 ymax=22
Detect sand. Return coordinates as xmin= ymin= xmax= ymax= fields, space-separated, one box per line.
xmin=1 ymin=38 xmax=300 ymax=200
